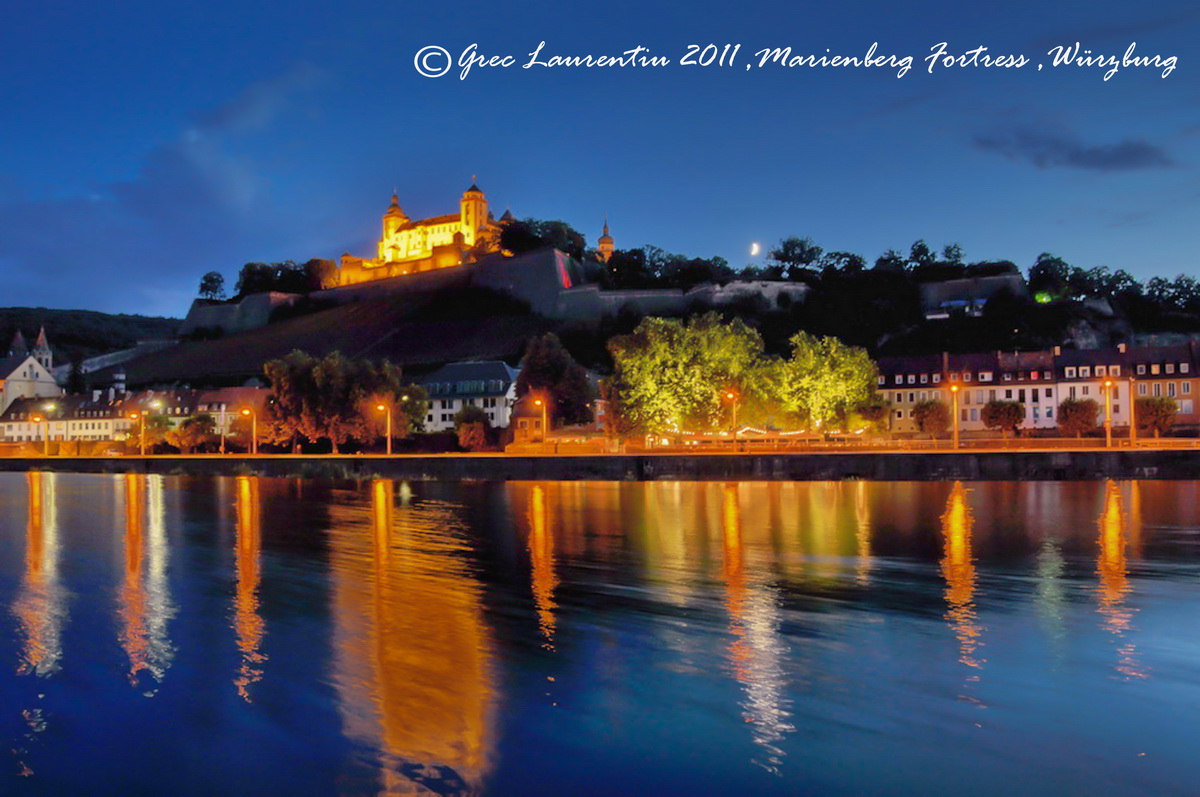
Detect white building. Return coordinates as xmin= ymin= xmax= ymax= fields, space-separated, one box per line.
xmin=415 ymin=361 xmax=519 ymax=432
xmin=0 ymin=328 xmax=62 ymax=414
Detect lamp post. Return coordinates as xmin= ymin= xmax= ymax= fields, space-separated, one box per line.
xmin=220 ymin=405 xmax=228 ymax=455
xmin=1103 ymin=379 xmax=1114 ymax=448
xmin=241 ymin=408 xmax=258 ymax=455
xmin=533 ymin=398 xmax=548 ymax=448
xmin=31 ymin=413 xmax=49 ymax=456
xmin=376 ymin=403 xmax=392 ymax=455
xmin=725 ymin=390 xmax=740 ymax=448
xmin=129 ymin=411 xmax=146 ymax=456
xmin=950 ymin=385 xmax=960 ymax=450
xmin=1128 ymin=376 xmax=1137 ymax=447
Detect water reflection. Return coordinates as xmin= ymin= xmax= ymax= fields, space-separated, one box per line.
xmin=117 ymin=473 xmax=176 ymax=691
xmin=940 ymin=482 xmax=984 ymax=672
xmin=233 ymin=475 xmax=267 ymax=700
xmin=330 ymin=479 xmax=495 ymax=794
xmin=1096 ymin=481 xmax=1146 ymax=680
xmin=12 ymin=472 xmax=67 ymax=678
xmin=526 ymin=484 xmax=558 ymax=650
xmin=720 ymin=484 xmax=793 ymax=774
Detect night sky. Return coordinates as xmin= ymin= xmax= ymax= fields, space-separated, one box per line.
xmin=2 ymin=0 xmax=1197 ymax=316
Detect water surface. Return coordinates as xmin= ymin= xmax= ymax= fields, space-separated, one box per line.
xmin=2 ymin=474 xmax=1199 ymax=795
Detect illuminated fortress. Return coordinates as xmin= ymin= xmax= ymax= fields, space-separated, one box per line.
xmin=338 ymin=183 xmax=511 ymax=286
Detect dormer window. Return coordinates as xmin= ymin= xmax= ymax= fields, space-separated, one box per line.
xmin=920 ymin=374 xmax=928 ymax=384
xmin=1166 ymin=363 xmax=1175 ymax=374
xmin=963 ymin=373 xmax=972 ymax=382
xmin=1065 ymin=367 xmax=1077 ymax=378
xmin=979 ymin=372 xmax=993 ymax=382
xmin=1095 ymin=366 xmax=1106 ymax=377
xmin=1080 ymin=366 xmax=1091 ymax=378
xmin=1137 ymin=364 xmax=1146 ymax=375
xmin=1111 ymin=366 xmax=1120 ymax=377
xmin=932 ymin=374 xmax=941 ymax=384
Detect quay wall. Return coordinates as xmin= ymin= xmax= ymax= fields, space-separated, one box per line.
xmin=0 ymin=450 xmax=1197 ymax=481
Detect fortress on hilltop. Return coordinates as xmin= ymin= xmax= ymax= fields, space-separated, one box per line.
xmin=338 ymin=182 xmax=615 ymax=287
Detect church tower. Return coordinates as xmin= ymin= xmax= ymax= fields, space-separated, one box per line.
xmin=32 ymin=326 xmax=52 ymax=371
xmin=597 ymin=218 xmax=614 ymax=263
xmin=8 ymin=329 xmax=28 ymax=358
xmin=382 ymin=193 xmax=409 ymax=238
xmin=460 ymin=181 xmax=488 ymax=247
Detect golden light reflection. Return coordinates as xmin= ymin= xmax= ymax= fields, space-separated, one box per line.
xmin=940 ymin=482 xmax=984 ymax=671
xmin=330 ymin=480 xmax=495 ymax=794
xmin=1096 ymin=481 xmax=1146 ymax=680
xmin=233 ymin=476 xmax=266 ymax=701
xmin=117 ymin=474 xmax=175 ymax=691
xmin=854 ymin=481 xmax=872 ymax=586
xmin=527 ymin=484 xmax=558 ymax=649
xmin=12 ymin=472 xmax=66 ymax=677
xmin=720 ymin=484 xmax=793 ymax=775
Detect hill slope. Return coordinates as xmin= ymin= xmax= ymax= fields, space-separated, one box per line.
xmin=0 ymin=307 xmax=180 ymax=363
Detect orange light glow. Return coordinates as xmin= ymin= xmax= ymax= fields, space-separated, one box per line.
xmin=941 ymin=482 xmax=984 ymax=670
xmin=233 ymin=476 xmax=266 ymax=700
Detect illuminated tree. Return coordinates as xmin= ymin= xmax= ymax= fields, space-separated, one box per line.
xmin=1057 ymin=398 xmax=1099 ymax=438
xmin=981 ymin=400 xmax=1025 ymax=438
xmin=855 ymin=395 xmax=891 ymax=432
xmin=164 ymin=413 xmax=217 ymax=453
xmin=606 ymin=313 xmax=768 ymax=434
xmin=262 ymin=350 xmax=427 ymax=452
xmin=912 ymin=400 xmax=951 ymax=438
xmin=1136 ymin=396 xmax=1177 ymax=438
xmin=454 ymin=405 xmax=491 ymax=451
xmin=776 ymin=331 xmax=877 ymax=430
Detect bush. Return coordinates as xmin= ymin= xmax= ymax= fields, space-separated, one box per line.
xmin=981 ymin=400 xmax=1025 ymax=437
xmin=912 ymin=399 xmax=950 ymax=437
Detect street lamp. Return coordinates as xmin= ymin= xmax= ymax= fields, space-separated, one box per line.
xmin=725 ymin=390 xmax=739 ymax=447
xmin=950 ymin=385 xmax=960 ymax=450
xmin=241 ymin=408 xmax=258 ymax=455
xmin=376 ymin=403 xmax=392 ymax=455
xmin=1103 ymin=379 xmax=1114 ymax=448
xmin=31 ymin=413 xmax=49 ymax=456
xmin=128 ymin=411 xmax=146 ymax=456
xmin=533 ymin=397 xmax=548 ymax=447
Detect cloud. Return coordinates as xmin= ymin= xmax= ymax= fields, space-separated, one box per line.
xmin=972 ymin=126 xmax=1174 ymax=172
xmin=0 ymin=64 xmax=328 ymax=315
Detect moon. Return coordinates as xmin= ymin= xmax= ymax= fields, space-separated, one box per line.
xmin=750 ymin=242 xmax=761 ymax=256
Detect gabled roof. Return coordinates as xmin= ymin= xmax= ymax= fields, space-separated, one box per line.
xmin=414 ymin=360 xmax=519 ymax=397
xmin=0 ymin=353 xmax=35 ymax=379
xmin=8 ymin=329 xmax=27 ymax=356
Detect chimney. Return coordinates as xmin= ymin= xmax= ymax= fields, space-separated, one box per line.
xmin=113 ymin=371 xmax=126 ymax=394
xmin=1117 ymin=342 xmax=1127 ymax=353
xmin=92 ymin=389 xmax=101 ymax=402
xmin=1053 ymin=346 xmax=1061 ymax=356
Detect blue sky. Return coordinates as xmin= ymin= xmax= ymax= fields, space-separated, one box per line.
xmin=1 ymin=0 xmax=1197 ymax=315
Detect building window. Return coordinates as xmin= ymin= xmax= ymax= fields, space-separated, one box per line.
xmin=907 ymin=375 xmax=916 ymax=385
xmin=895 ymin=410 xmax=903 ymax=419
xmin=1166 ymin=363 xmax=1176 ymax=374
xmin=1182 ymin=363 xmax=1191 ymax=374
xmin=920 ymin=374 xmax=928 ymax=384
xmin=895 ymin=375 xmax=903 ymax=385
xmin=1151 ymin=364 xmax=1161 ymax=375
xmin=979 ymin=372 xmax=993 ymax=382
xmin=949 ymin=373 xmax=959 ymax=382
xmin=1111 ymin=366 xmax=1120 ymax=377
xmin=1080 ymin=367 xmax=1091 ymax=378
xmin=878 ymin=376 xmax=885 ymax=385
xmin=1065 ymin=367 xmax=1077 ymax=379
xmin=963 ymin=373 xmax=972 ymax=382
xmin=1137 ymin=364 xmax=1146 ymax=375
xmin=1184 ymin=383 xmax=1192 ymax=395
xmin=1183 ymin=399 xmax=1194 ymax=414
xmin=1095 ymin=366 xmax=1106 ymax=377
xmin=1169 ymin=383 xmax=1177 ymax=397
xmin=1003 ymin=373 xmax=1013 ymax=382
xmin=932 ymin=374 xmax=941 ymax=384
xmin=1153 ymin=384 xmax=1161 ymax=397
xmin=1138 ymin=383 xmax=1148 ymax=396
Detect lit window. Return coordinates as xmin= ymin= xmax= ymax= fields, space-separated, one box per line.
xmin=1151 ymin=364 xmax=1161 ymax=375
xmin=1166 ymin=363 xmax=1175 ymax=374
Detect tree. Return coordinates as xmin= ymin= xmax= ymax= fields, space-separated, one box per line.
xmin=873 ymin=248 xmax=906 ymax=272
xmin=1057 ymin=398 xmax=1099 ymax=438
xmin=981 ymin=400 xmax=1024 ymax=438
xmin=66 ymin=357 xmax=87 ymax=395
xmin=912 ymin=400 xmax=951 ymax=438
xmin=516 ymin=333 xmax=594 ymax=426
xmin=262 ymin=350 xmax=428 ymax=452
xmin=1136 ymin=396 xmax=1177 ymax=438
xmin=500 ymin=218 xmax=586 ymax=260
xmin=818 ymin=251 xmax=867 ymax=275
xmin=606 ymin=313 xmax=769 ymax=434
xmin=199 ymin=271 xmax=227 ymax=300
xmin=855 ymin=395 xmax=891 ymax=432
xmin=908 ymin=240 xmax=936 ymax=270
xmin=454 ymin=405 xmax=491 ymax=451
xmin=1028 ymin=253 xmax=1071 ymax=300
xmin=767 ymin=236 xmax=823 ymax=279
xmin=776 ymin=331 xmax=878 ymax=430
xmin=165 ymin=413 xmax=217 ymax=453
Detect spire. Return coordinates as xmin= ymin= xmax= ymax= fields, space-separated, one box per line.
xmin=465 ymin=176 xmax=482 ymax=194
xmin=35 ymin=326 xmax=48 ymax=349
xmin=31 ymin=326 xmax=51 ymax=370
xmin=8 ymin=329 xmax=27 ymax=357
